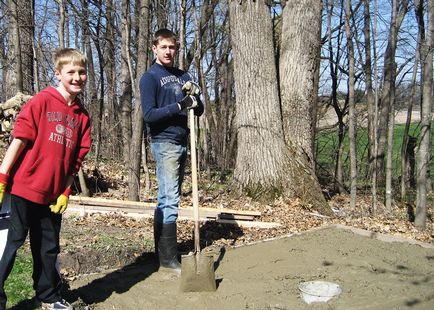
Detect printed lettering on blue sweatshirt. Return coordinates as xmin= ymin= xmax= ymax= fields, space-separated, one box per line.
xmin=160 ymin=75 xmax=185 ymax=87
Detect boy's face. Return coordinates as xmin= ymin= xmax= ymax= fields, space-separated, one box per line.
xmin=55 ymin=62 xmax=87 ymax=97
xmin=153 ymin=38 xmax=177 ymax=67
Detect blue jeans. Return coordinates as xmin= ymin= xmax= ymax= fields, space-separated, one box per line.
xmin=151 ymin=141 xmax=187 ymax=224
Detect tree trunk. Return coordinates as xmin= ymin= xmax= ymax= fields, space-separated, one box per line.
xmin=280 ymin=1 xmax=321 ymax=161
xmin=120 ymin=0 xmax=133 ymax=165
xmin=7 ymin=0 xmax=34 ymax=96
xmin=376 ymin=0 xmax=408 ymax=184
xmin=385 ymin=65 xmax=396 ymax=212
xmin=128 ymin=0 xmax=150 ymax=201
xmin=155 ymin=0 xmax=168 ymax=29
xmin=400 ymin=44 xmax=419 ymax=201
xmin=178 ymin=0 xmax=187 ymax=70
xmin=104 ymin=0 xmax=119 ymax=158
xmin=279 ymin=1 xmax=329 ymax=212
xmin=415 ymin=0 xmax=433 ymax=229
xmin=344 ymin=0 xmax=357 ymax=209
xmin=230 ymin=0 xmax=329 ymax=213
xmin=363 ymin=0 xmax=378 ymax=211
xmin=77 ymin=167 xmax=90 ymax=197
xmin=230 ymin=0 xmax=286 ymax=193
xmin=57 ymin=0 xmax=65 ymax=48
xmin=325 ymin=1 xmax=347 ymax=194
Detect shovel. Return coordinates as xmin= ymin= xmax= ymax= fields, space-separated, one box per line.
xmin=179 ymin=109 xmax=216 ymax=292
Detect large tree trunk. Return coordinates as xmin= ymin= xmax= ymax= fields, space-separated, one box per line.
xmin=230 ymin=0 xmax=329 ymax=213
xmin=279 ymin=1 xmax=329 ymax=212
xmin=415 ymin=0 xmax=433 ymax=229
xmin=280 ymin=1 xmax=320 ymax=161
xmin=7 ymin=0 xmax=34 ymax=97
xmin=230 ymin=1 xmax=286 ymax=192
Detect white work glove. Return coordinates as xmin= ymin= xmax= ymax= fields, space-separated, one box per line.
xmin=182 ymin=81 xmax=201 ymax=96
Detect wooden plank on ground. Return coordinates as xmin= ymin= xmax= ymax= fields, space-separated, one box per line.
xmin=216 ymin=219 xmax=281 ymax=229
xmin=66 ymin=205 xmax=276 ymax=229
xmin=69 ymin=195 xmax=261 ymax=220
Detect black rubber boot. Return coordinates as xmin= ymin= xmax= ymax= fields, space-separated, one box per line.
xmin=158 ymin=223 xmax=181 ymax=273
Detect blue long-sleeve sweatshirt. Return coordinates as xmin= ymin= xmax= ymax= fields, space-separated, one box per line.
xmin=140 ymin=63 xmax=204 ymax=145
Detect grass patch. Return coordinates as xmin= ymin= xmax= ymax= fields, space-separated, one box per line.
xmin=5 ymin=248 xmax=34 ymax=308
xmin=315 ymin=122 xmax=434 ymax=188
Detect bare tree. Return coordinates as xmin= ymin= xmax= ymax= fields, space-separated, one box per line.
xmin=120 ymin=0 xmax=133 ymax=165
xmin=376 ymin=0 xmax=408 ymax=184
xmin=400 ymin=42 xmax=419 ymax=202
xmin=128 ymin=0 xmax=150 ymax=201
xmin=415 ymin=0 xmax=433 ymax=229
xmin=344 ymin=0 xmax=357 ymax=209
xmin=324 ymin=0 xmax=348 ymax=194
xmin=104 ymin=0 xmax=120 ymax=158
xmin=362 ymin=0 xmax=378 ymax=211
xmin=178 ymin=0 xmax=187 ymax=70
xmin=56 ymin=0 xmax=65 ymax=48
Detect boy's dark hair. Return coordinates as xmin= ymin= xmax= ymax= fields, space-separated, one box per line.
xmin=152 ymin=28 xmax=177 ymax=46
xmin=53 ymin=48 xmax=87 ymax=71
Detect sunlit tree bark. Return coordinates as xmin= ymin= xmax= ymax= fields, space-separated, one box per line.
xmin=415 ymin=0 xmax=433 ymax=229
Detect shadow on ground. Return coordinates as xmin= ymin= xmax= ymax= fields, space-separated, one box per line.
xmin=9 ymin=222 xmax=241 ymax=309
xmin=9 ymin=253 xmax=158 ymax=310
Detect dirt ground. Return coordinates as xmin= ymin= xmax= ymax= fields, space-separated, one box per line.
xmin=64 ymin=225 xmax=434 ymax=310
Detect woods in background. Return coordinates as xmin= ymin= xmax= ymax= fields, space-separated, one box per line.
xmin=0 ymin=0 xmax=432 ymax=228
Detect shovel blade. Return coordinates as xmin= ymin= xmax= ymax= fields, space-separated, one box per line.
xmin=179 ymin=253 xmax=216 ymax=292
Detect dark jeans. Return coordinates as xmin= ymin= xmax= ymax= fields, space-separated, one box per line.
xmin=0 ymin=193 xmax=62 ymax=307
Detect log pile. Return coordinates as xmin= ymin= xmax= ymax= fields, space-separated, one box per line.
xmin=0 ymin=92 xmax=32 ymax=146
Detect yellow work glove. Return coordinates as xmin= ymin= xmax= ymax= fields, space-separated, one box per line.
xmin=49 ymin=188 xmax=71 ymax=214
xmin=0 ymin=173 xmax=9 ymax=204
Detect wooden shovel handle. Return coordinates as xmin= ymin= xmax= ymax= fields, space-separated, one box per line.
xmin=189 ymin=109 xmax=200 ymax=253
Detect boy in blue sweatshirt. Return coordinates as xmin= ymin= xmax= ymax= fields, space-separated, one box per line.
xmin=140 ymin=29 xmax=204 ymax=273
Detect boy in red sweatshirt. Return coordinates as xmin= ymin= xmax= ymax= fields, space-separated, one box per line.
xmin=0 ymin=48 xmax=91 ymax=310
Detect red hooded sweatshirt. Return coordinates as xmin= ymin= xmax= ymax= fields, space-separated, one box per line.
xmin=9 ymin=86 xmax=91 ymax=205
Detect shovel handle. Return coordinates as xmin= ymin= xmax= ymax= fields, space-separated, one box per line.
xmin=189 ymin=109 xmax=200 ymax=253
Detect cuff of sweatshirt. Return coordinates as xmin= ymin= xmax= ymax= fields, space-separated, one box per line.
xmin=0 ymin=172 xmax=9 ymax=184
xmin=63 ymin=187 xmax=72 ymax=197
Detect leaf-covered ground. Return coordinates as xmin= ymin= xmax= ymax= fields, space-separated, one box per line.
xmin=56 ymin=159 xmax=433 ymax=281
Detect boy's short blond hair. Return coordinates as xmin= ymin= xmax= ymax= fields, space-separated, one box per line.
xmin=53 ymin=48 xmax=87 ymax=71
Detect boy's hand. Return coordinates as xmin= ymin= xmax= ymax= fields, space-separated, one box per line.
xmin=50 ymin=188 xmax=71 ymax=214
xmin=0 ymin=173 xmax=9 ymax=203
xmin=178 ymin=95 xmax=198 ymax=110
xmin=182 ymin=81 xmax=201 ymax=96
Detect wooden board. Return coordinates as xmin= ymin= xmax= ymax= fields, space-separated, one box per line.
xmin=69 ymin=195 xmax=261 ymax=220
